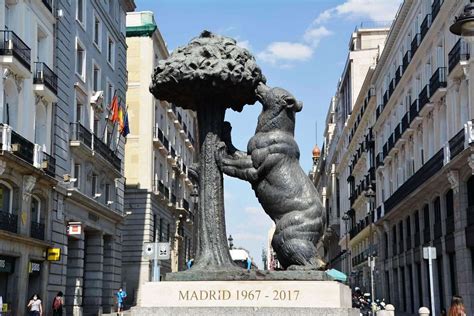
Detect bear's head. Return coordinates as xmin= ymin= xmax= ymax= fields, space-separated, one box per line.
xmin=255 ymin=83 xmax=303 ymax=134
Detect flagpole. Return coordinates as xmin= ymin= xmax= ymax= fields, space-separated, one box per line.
xmin=103 ymin=89 xmax=118 ymax=144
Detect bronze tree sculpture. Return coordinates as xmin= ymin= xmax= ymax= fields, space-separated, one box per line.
xmin=150 ymin=31 xmax=265 ymax=271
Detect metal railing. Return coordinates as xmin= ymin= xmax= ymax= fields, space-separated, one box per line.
xmin=30 ymin=221 xmax=45 ymax=240
xmin=418 ymin=85 xmax=430 ymax=109
xmin=429 ymin=67 xmax=447 ymax=96
xmin=449 ymin=129 xmax=465 ymax=160
xmin=70 ymin=122 xmax=92 ymax=147
xmin=431 ymin=0 xmax=442 ymax=20
xmin=0 ymin=30 xmax=31 ymax=70
xmin=411 ymin=33 xmax=421 ymax=55
xmin=11 ymin=128 xmax=34 ymax=164
xmin=448 ymin=39 xmax=470 ymax=74
xmin=420 ymin=14 xmax=432 ymax=40
xmin=0 ymin=210 xmax=18 ymax=233
xmin=42 ymin=152 xmax=56 ymax=177
xmin=42 ymin=0 xmax=53 ymax=12
xmin=410 ymin=99 xmax=420 ymax=122
xmin=34 ymin=62 xmax=58 ymax=94
xmin=403 ymin=50 xmax=411 ymax=72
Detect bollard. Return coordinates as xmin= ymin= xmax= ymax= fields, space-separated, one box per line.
xmin=419 ymin=307 xmax=430 ymax=315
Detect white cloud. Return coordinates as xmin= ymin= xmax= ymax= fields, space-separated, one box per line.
xmin=315 ymin=0 xmax=402 ymax=25
xmin=303 ymin=26 xmax=332 ymax=48
xmin=258 ymin=42 xmax=313 ymax=65
xmin=237 ymin=40 xmax=251 ymax=50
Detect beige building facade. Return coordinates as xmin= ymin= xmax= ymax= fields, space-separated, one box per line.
xmin=122 ymin=11 xmax=197 ymax=305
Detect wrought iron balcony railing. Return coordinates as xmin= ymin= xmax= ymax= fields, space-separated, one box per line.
xmin=0 ymin=210 xmax=18 ymax=234
xmin=431 ymin=0 xmax=442 ymax=21
xmin=30 ymin=221 xmax=45 ymax=240
xmin=418 ymin=85 xmax=430 ymax=109
xmin=11 ymin=128 xmax=35 ymax=164
xmin=42 ymin=0 xmax=53 ymax=12
xmin=448 ymin=39 xmax=470 ymax=74
xmin=403 ymin=50 xmax=411 ymax=72
xmin=420 ymin=14 xmax=432 ymax=40
xmin=411 ymin=33 xmax=421 ymax=56
xmin=0 ymin=30 xmax=31 ymax=70
xmin=429 ymin=67 xmax=447 ymax=96
xmin=42 ymin=152 xmax=56 ymax=177
xmin=449 ymin=129 xmax=465 ymax=160
xmin=34 ymin=62 xmax=57 ymax=94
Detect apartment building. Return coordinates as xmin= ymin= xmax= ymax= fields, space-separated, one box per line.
xmin=0 ymin=1 xmax=58 ymax=314
xmin=372 ymin=0 xmax=473 ymax=314
xmin=122 ymin=11 xmax=197 ymax=304
xmin=48 ymin=0 xmax=135 ymax=315
xmin=313 ymin=27 xmax=389 ymax=285
xmin=317 ymin=0 xmax=474 ymax=314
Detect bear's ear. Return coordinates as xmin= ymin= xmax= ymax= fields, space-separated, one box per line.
xmin=284 ymin=96 xmax=303 ymax=112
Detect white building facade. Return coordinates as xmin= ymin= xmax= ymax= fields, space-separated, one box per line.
xmin=122 ymin=11 xmax=197 ymax=305
xmin=0 ymin=1 xmax=58 ymax=314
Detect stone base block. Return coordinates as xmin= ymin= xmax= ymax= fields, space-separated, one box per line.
xmin=166 ymin=269 xmax=329 ymax=281
xmin=131 ymin=307 xmax=359 ymax=316
xmin=132 ymin=280 xmax=358 ymax=315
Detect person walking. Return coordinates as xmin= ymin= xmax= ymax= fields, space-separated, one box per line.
xmin=246 ymin=256 xmax=252 ymax=272
xmin=52 ymin=291 xmax=64 ymax=316
xmin=448 ymin=295 xmax=466 ymax=316
xmin=116 ymin=287 xmax=127 ymax=315
xmin=27 ymin=294 xmax=42 ymax=316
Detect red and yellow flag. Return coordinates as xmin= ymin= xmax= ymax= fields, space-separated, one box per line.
xmin=108 ymin=95 xmax=119 ymax=123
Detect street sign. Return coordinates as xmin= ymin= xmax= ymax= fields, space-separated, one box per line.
xmin=67 ymin=222 xmax=82 ymax=236
xmin=143 ymin=243 xmax=155 ymax=259
xmin=157 ymin=242 xmax=170 ymax=260
xmin=423 ymin=246 xmax=437 ymax=259
xmin=47 ymin=248 xmax=61 ymax=261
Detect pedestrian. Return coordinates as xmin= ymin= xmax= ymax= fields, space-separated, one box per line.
xmin=246 ymin=256 xmax=252 ymax=272
xmin=52 ymin=291 xmax=64 ymax=316
xmin=441 ymin=308 xmax=447 ymax=316
xmin=448 ymin=295 xmax=466 ymax=316
xmin=116 ymin=287 xmax=127 ymax=315
xmin=27 ymin=294 xmax=42 ymax=316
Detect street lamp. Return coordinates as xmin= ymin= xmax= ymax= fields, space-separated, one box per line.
xmin=342 ymin=212 xmax=351 ymax=279
xmin=450 ymin=1 xmax=474 ymax=42
xmin=228 ymin=235 xmax=234 ymax=250
xmin=190 ymin=183 xmax=199 ymax=257
xmin=365 ymin=184 xmax=376 ymax=313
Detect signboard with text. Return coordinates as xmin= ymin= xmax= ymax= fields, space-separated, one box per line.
xmin=67 ymin=222 xmax=82 ymax=236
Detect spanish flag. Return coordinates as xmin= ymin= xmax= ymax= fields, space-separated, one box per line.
xmin=108 ymin=95 xmax=119 ymax=123
xmin=118 ymin=105 xmax=124 ymax=132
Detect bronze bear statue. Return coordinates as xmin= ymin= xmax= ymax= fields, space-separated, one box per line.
xmin=217 ymin=82 xmax=326 ymax=270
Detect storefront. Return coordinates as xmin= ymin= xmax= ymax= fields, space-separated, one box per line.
xmin=0 ymin=256 xmax=16 ymax=313
xmin=27 ymin=261 xmax=43 ymax=299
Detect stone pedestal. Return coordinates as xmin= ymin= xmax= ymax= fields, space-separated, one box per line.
xmin=131 ymin=279 xmax=358 ymax=316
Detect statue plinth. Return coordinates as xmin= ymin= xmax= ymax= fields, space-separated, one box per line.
xmin=131 ymin=273 xmax=359 ymax=316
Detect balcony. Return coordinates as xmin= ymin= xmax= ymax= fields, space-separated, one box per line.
xmin=152 ymin=179 xmax=167 ymax=198
xmin=383 ymin=91 xmax=389 ymax=106
xmin=42 ymin=0 xmax=53 ymax=12
xmin=0 ymin=30 xmax=31 ymax=77
xmin=376 ymin=104 xmax=383 ymax=119
xmin=418 ymin=85 xmax=432 ymax=116
xmin=42 ymin=152 xmax=56 ymax=178
xmin=384 ymin=149 xmax=443 ymax=214
xmin=420 ymin=14 xmax=432 ymax=41
xmin=388 ymin=79 xmax=395 ymax=97
xmin=395 ymin=66 xmax=403 ymax=86
xmin=33 ymin=62 xmax=58 ymax=102
xmin=401 ymin=112 xmax=413 ymax=138
xmin=448 ymin=39 xmax=470 ymax=76
xmin=403 ymin=50 xmax=411 ymax=72
xmin=429 ymin=67 xmax=447 ymax=103
xmin=411 ymin=33 xmax=421 ymax=56
xmin=448 ymin=129 xmax=465 ymax=160
xmin=431 ymin=0 xmax=442 ymax=21
xmin=0 ymin=210 xmax=18 ymax=234
xmin=70 ymin=123 xmax=121 ymax=173
xmin=153 ymin=125 xmax=169 ymax=154
xmin=174 ymin=112 xmax=182 ymax=129
xmin=30 ymin=221 xmax=45 ymax=240
xmin=409 ymin=99 xmax=422 ymax=127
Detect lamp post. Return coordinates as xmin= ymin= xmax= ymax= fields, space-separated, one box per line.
xmin=228 ymin=235 xmax=234 ymax=250
xmin=342 ymin=212 xmax=351 ymax=280
xmin=365 ymin=185 xmax=376 ymax=313
xmin=190 ymin=183 xmax=199 ymax=257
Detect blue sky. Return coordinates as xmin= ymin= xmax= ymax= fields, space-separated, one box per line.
xmin=135 ymin=0 xmax=402 ymax=267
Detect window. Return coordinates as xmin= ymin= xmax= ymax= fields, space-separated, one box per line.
xmin=74 ymin=164 xmax=81 ymax=188
xmin=166 ymin=223 xmax=170 ymax=241
xmin=31 ymin=196 xmax=41 ymax=223
xmin=93 ymin=118 xmax=100 ymax=136
xmin=93 ymin=64 xmax=100 ymax=92
xmin=91 ymin=174 xmax=98 ymax=196
xmin=105 ymin=183 xmax=111 ymax=202
xmin=76 ymin=0 xmax=85 ymax=25
xmin=76 ymin=40 xmax=85 ymax=79
xmin=159 ymin=218 xmax=163 ymax=242
xmin=153 ymin=214 xmax=157 ymax=242
xmin=93 ymin=15 xmax=101 ymax=49
xmin=0 ymin=182 xmax=12 ymax=213
xmin=107 ymin=36 xmax=114 ymax=67
xmin=76 ymin=100 xmax=83 ymax=123
xmin=107 ymin=81 xmax=114 ymax=105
